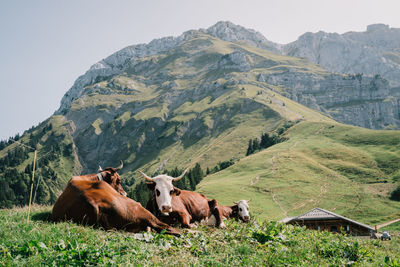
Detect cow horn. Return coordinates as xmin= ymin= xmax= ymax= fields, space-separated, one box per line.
xmin=115 ymin=160 xmax=123 ymax=171
xmin=98 ymin=165 xmax=103 ymax=172
xmin=172 ymin=169 xmax=188 ymax=182
xmin=247 ymin=199 xmax=251 ymax=203
xmin=139 ymin=171 xmax=153 ymax=182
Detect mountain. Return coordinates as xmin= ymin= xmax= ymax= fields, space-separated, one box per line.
xmin=277 ymin=24 xmax=400 ymax=130
xmin=1 ymin=22 xmax=400 ymax=223
xmin=57 ymin=22 xmax=400 ymax=130
xmin=283 ymin=24 xmax=400 ymax=86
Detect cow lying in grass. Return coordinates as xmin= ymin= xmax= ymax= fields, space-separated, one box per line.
xmin=52 ymin=162 xmax=180 ymax=235
xmin=199 ymin=200 xmax=250 ymax=226
xmin=140 ymin=170 xmax=225 ymax=228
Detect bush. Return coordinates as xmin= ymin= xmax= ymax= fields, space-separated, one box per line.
xmin=390 ymin=185 xmax=400 ymax=201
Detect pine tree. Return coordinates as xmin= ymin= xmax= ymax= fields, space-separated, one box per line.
xmin=246 ymin=139 xmax=253 ymax=156
xmin=252 ymin=138 xmax=260 ymax=152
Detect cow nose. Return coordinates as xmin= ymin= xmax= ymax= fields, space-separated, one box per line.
xmin=244 ymin=216 xmax=250 ymax=221
xmin=161 ymin=205 xmax=172 ymax=212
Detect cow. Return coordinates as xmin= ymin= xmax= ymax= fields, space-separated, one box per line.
xmin=51 ymin=167 xmax=180 ymax=235
xmin=140 ymin=170 xmax=225 ymax=228
xmin=52 ymin=161 xmax=127 ymax=220
xmin=200 ymin=200 xmax=251 ymax=226
xmin=59 ymin=161 xmax=126 ymax=196
xmin=220 ymin=200 xmax=251 ymax=222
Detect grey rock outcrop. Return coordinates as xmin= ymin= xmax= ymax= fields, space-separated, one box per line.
xmin=202 ymin=21 xmax=280 ymax=53
xmin=261 ymin=71 xmax=400 ymax=129
xmin=213 ymin=51 xmax=252 ymax=72
xmin=283 ymin=24 xmax=400 ymax=86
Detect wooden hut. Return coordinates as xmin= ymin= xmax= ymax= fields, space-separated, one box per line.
xmin=285 ymin=208 xmax=374 ymax=236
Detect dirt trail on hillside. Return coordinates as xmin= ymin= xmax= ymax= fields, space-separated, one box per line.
xmin=290 ymin=182 xmax=328 ymax=211
xmin=272 ymin=191 xmax=288 ymax=217
xmin=315 ymin=126 xmax=325 ymax=135
xmin=376 ymin=218 xmax=400 ymax=229
xmin=270 ymin=153 xmax=278 ymax=173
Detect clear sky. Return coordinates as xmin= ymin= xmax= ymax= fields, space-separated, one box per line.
xmin=1 ymin=0 xmax=399 ymax=140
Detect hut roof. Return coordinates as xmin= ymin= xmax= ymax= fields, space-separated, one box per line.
xmin=287 ymin=207 xmax=374 ymax=231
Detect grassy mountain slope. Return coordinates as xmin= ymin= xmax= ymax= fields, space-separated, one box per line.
xmin=0 ymin=116 xmax=80 ymax=207
xmin=197 ymin=121 xmax=400 ymax=225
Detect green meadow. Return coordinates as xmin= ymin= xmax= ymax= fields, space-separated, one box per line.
xmin=0 ymin=206 xmax=399 ymax=266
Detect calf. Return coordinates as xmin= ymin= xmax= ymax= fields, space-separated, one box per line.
xmin=52 ymin=174 xmax=180 ymax=235
xmin=200 ymin=200 xmax=251 ymax=226
xmin=140 ymin=170 xmax=225 ymax=228
xmin=221 ymin=200 xmax=251 ymax=222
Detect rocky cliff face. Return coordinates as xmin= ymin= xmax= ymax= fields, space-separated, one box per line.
xmin=202 ymin=21 xmax=280 ymax=53
xmin=283 ymin=24 xmax=400 ymax=86
xmin=260 ymin=71 xmax=400 ymax=129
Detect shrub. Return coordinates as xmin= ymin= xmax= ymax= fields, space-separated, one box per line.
xmin=390 ymin=184 xmax=400 ymax=201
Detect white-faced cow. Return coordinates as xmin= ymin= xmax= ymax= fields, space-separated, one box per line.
xmin=52 ymin=162 xmax=181 ymax=235
xmin=140 ymin=170 xmax=225 ymax=228
xmin=221 ymin=200 xmax=251 ymax=222
xmin=200 ymin=200 xmax=251 ymax=226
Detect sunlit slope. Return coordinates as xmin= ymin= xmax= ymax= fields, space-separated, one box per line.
xmin=197 ymin=121 xmax=400 ymax=225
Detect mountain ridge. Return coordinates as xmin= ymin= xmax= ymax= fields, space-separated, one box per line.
xmin=57 ymin=21 xmax=400 ymax=130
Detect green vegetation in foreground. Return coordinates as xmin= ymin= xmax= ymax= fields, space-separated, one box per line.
xmin=1 ymin=206 xmax=399 ymax=266
xmin=197 ymin=121 xmax=400 ymax=225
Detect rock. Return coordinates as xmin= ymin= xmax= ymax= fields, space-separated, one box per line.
xmin=283 ymin=24 xmax=400 ymax=86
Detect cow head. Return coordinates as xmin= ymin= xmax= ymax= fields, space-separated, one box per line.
xmin=139 ymin=169 xmax=187 ymax=215
xmin=234 ymin=200 xmax=250 ymax=222
xmin=98 ymin=160 xmax=127 ymax=197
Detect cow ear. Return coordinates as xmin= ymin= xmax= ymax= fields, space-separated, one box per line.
xmin=173 ymin=187 xmax=181 ymax=196
xmin=146 ymin=182 xmax=155 ymax=190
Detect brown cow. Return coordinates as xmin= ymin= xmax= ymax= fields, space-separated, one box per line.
xmin=140 ymin=170 xmax=225 ymax=228
xmin=51 ymin=174 xmax=180 ymax=235
xmin=52 ymin=161 xmax=127 ymax=218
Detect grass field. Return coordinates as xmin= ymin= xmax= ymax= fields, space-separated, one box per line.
xmin=0 ymin=205 xmax=399 ymax=266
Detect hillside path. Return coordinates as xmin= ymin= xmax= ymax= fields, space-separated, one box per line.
xmin=376 ymin=218 xmax=400 ymax=229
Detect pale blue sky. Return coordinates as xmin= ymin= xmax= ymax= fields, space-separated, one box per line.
xmin=1 ymin=0 xmax=399 ymax=140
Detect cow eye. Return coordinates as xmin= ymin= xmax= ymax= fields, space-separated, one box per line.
xmin=170 ymin=190 xmax=174 ymax=195
xmin=156 ymin=189 xmax=160 ymax=197
xmin=239 ymin=208 xmax=242 ymax=212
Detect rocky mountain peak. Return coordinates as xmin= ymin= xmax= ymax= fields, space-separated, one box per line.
xmin=202 ymin=21 xmax=280 ymax=52
xmin=366 ymin=23 xmax=390 ymax=32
